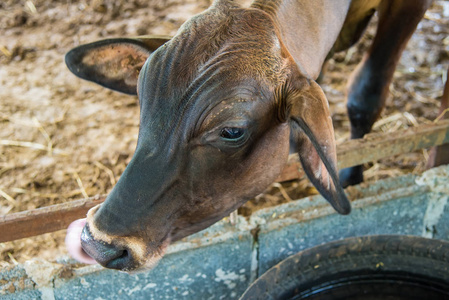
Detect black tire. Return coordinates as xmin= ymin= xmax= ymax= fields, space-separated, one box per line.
xmin=240 ymin=235 xmax=449 ymax=300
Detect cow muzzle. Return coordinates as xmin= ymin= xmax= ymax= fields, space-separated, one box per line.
xmin=66 ymin=205 xmax=170 ymax=272
xmin=80 ymin=224 xmax=137 ymax=270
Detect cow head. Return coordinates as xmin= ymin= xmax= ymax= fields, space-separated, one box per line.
xmin=65 ymin=2 xmax=350 ymax=272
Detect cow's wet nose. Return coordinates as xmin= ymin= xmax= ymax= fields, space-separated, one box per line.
xmin=80 ymin=225 xmax=134 ymax=270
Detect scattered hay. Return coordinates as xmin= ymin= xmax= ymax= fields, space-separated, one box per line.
xmin=0 ymin=0 xmax=448 ymax=266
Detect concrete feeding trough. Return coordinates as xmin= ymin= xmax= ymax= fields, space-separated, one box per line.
xmin=1 ymin=121 xmax=449 ymax=299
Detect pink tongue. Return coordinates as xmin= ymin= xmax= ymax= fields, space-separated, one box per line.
xmin=65 ymin=218 xmax=97 ymax=264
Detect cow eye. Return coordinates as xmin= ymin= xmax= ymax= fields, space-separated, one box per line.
xmin=220 ymin=127 xmax=245 ymax=140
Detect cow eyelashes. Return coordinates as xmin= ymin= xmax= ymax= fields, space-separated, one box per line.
xmin=199 ymin=119 xmax=250 ymax=148
xmin=219 ymin=127 xmax=245 ymax=141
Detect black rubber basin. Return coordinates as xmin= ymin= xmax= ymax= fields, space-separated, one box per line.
xmin=240 ymin=235 xmax=449 ymax=300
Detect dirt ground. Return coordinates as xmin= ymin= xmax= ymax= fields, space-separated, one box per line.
xmin=0 ymin=0 xmax=448 ymax=268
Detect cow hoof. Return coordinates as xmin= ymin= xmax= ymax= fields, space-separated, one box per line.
xmin=339 ymin=165 xmax=364 ymax=188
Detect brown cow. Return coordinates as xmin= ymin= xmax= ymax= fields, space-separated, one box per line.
xmin=65 ymin=0 xmax=433 ymax=271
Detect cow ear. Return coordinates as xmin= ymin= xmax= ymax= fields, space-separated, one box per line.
xmin=286 ymin=78 xmax=351 ymax=215
xmin=65 ymin=35 xmax=171 ymax=95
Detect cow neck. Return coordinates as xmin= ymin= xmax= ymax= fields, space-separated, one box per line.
xmin=251 ymin=0 xmax=352 ymax=79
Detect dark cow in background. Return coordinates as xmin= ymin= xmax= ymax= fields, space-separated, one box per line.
xmin=65 ymin=0 xmax=440 ymax=272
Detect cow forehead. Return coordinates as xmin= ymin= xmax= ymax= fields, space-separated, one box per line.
xmin=134 ymin=7 xmax=290 ymax=144
xmin=137 ymin=6 xmax=287 ymax=96
xmin=137 ymin=54 xmax=276 ymax=136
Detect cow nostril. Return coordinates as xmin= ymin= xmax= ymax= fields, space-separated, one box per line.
xmin=119 ymin=249 xmax=128 ymax=259
xmin=105 ymin=249 xmax=133 ymax=270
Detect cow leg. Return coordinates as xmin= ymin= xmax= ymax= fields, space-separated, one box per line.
xmin=339 ymin=0 xmax=432 ymax=187
xmin=427 ymin=68 xmax=449 ymax=168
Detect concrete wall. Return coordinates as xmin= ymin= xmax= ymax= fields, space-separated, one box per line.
xmin=1 ymin=165 xmax=448 ymax=300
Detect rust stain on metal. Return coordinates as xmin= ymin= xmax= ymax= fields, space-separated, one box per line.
xmin=0 ymin=121 xmax=448 ymax=243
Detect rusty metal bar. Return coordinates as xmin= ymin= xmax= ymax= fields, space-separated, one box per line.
xmin=0 ymin=196 xmax=105 ymax=243
xmin=277 ymin=119 xmax=449 ymax=182
xmin=1 ymin=120 xmax=449 ymax=243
